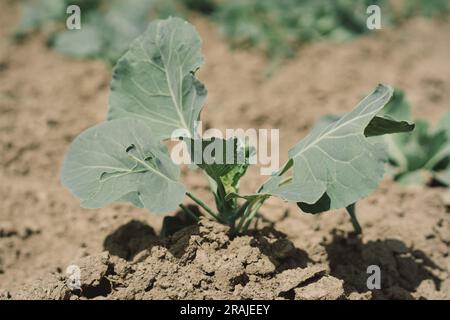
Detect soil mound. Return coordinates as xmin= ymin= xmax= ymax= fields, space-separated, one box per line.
xmin=13 ymin=217 xmax=447 ymax=300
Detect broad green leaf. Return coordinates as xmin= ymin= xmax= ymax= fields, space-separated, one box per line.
xmin=309 ymin=114 xmax=342 ymax=135
xmin=382 ymin=89 xmax=411 ymax=121
xmin=261 ymin=84 xmax=402 ymax=212
xmin=61 ymin=118 xmax=186 ymax=213
xmin=108 ymin=17 xmax=207 ymax=140
xmin=258 ymin=176 xmax=324 ymax=203
xmin=297 ymin=192 xmax=332 ymax=214
xmin=120 ymin=191 xmax=145 ymax=208
xmin=364 ymin=115 xmax=415 ymax=137
xmin=312 ymin=91 xmax=414 ymax=139
xmin=315 ymin=113 xmax=414 ymax=139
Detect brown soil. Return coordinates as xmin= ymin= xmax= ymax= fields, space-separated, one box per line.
xmin=1 ymin=1 xmax=449 ymax=300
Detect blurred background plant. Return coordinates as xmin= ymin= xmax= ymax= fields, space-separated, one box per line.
xmin=13 ymin=0 xmax=450 ymax=67
xmin=381 ymin=91 xmax=450 ymax=187
xmin=14 ymin=0 xmax=183 ymax=65
xmin=213 ymin=0 xmax=449 ymax=68
xmin=214 ymin=0 xmax=384 ymax=64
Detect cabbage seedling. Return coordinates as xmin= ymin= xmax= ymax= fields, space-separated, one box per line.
xmin=382 ymin=90 xmax=450 ymax=186
xmin=61 ymin=17 xmax=414 ymax=235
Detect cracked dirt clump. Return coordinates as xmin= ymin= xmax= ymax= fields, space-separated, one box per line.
xmin=15 ymin=218 xmax=336 ymax=300
xmin=12 ymin=212 xmax=450 ymax=300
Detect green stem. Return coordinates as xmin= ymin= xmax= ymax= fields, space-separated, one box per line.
xmin=179 ymin=204 xmax=199 ymax=221
xmin=186 ymin=192 xmax=220 ymax=221
xmin=228 ymin=202 xmax=246 ymax=235
xmin=235 ymin=200 xmax=255 ymax=232
xmin=216 ymin=179 xmax=233 ymax=216
xmin=346 ymin=203 xmax=362 ymax=235
xmin=235 ymin=196 xmax=267 ymax=234
xmin=241 ymin=200 xmax=264 ymax=232
xmin=232 ymin=201 xmax=250 ymax=220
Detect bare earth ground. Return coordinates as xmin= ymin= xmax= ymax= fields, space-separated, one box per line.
xmin=0 ymin=1 xmax=449 ymax=299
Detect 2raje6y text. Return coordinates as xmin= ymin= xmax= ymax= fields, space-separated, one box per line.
xmin=180 ymin=303 xmax=270 ymax=317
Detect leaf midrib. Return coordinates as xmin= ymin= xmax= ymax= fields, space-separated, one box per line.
xmin=156 ymin=21 xmax=190 ymax=135
xmin=291 ymin=88 xmax=390 ymax=159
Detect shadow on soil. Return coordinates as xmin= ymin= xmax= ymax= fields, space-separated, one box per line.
xmin=324 ymin=230 xmax=443 ymax=299
xmin=103 ymin=220 xmax=159 ymax=261
xmin=102 ymin=210 xmax=443 ymax=299
xmin=102 ymin=206 xmax=202 ymax=261
xmin=247 ymin=227 xmax=311 ymax=271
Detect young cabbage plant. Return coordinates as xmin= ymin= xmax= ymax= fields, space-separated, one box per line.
xmin=61 ymin=17 xmax=414 ymax=236
xmin=381 ymin=91 xmax=450 ymax=186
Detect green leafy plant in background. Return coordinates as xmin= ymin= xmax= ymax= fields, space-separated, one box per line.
xmin=14 ymin=0 xmax=99 ymax=38
xmin=382 ymin=91 xmax=450 ymax=186
xmin=401 ymin=0 xmax=450 ymax=18
xmin=61 ymin=18 xmax=414 ymax=237
xmin=213 ymin=0 xmax=449 ymax=63
xmin=14 ymin=0 xmax=182 ymax=65
xmin=16 ymin=0 xmax=450 ymax=67
xmin=214 ymin=0 xmax=381 ymax=62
